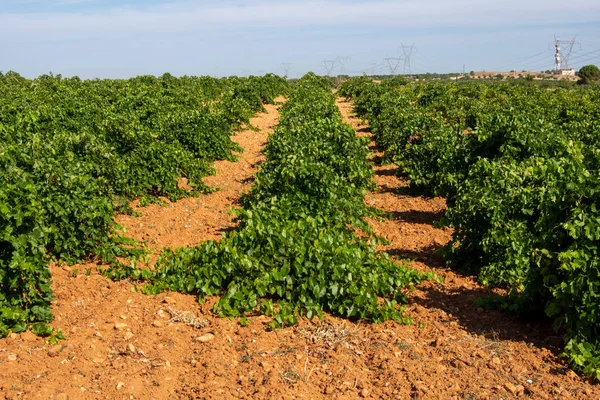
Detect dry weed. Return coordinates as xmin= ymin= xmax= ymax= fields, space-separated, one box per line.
xmin=167 ymin=307 xmax=208 ymax=329
xmin=296 ymin=321 xmax=354 ymax=347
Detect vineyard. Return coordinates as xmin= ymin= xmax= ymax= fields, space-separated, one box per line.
xmin=339 ymin=76 xmax=600 ymax=380
xmin=1 ymin=71 xmax=600 ymax=398
xmin=104 ymin=73 xmax=429 ymax=328
xmin=0 ymin=71 xmax=288 ymax=338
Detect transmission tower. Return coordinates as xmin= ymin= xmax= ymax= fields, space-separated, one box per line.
xmin=384 ymin=57 xmax=403 ymax=75
xmin=554 ymin=35 xmax=580 ymax=72
xmin=281 ymin=62 xmax=292 ymax=78
xmin=335 ymin=56 xmax=351 ymax=75
xmin=401 ymin=44 xmax=416 ymax=75
xmin=322 ymin=59 xmax=336 ymax=76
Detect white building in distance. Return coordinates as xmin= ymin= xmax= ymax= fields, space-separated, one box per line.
xmin=560 ymin=69 xmax=576 ymax=76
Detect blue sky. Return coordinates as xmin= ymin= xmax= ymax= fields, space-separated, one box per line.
xmin=1 ymin=0 xmax=599 ymax=78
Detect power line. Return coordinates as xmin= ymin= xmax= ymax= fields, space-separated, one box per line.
xmin=523 ymin=59 xmax=556 ymax=72
xmin=413 ymin=48 xmax=446 ymax=72
xmin=491 ymin=49 xmax=553 ymax=72
xmin=372 ymin=65 xmax=394 ymax=75
xmin=570 ymin=54 xmax=600 ymax=67
xmin=520 ymin=56 xmax=556 ymax=71
xmin=335 ymin=56 xmax=351 ymax=75
xmin=568 ymin=48 xmax=600 ymax=63
xmin=343 ymin=63 xmax=387 ymax=75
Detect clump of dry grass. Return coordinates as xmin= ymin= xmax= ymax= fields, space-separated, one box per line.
xmin=280 ymin=369 xmax=303 ymax=385
xmin=295 ymin=321 xmax=353 ymax=346
xmin=167 ymin=307 xmax=208 ymax=329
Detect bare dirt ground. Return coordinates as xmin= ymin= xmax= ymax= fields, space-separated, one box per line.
xmin=0 ymin=98 xmax=598 ymax=400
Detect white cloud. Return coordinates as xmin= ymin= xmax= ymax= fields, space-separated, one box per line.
xmin=2 ymin=0 xmax=99 ymax=6
xmin=1 ymin=0 xmax=599 ymax=43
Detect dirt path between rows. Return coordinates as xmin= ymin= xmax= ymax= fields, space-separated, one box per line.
xmin=0 ymin=97 xmax=598 ymax=400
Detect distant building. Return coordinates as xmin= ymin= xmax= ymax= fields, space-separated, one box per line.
xmin=560 ymin=69 xmax=575 ymax=76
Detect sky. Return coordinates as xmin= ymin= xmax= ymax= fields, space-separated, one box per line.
xmin=1 ymin=0 xmax=600 ymax=78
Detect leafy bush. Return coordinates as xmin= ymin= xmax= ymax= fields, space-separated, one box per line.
xmin=337 ymin=76 xmax=375 ymax=100
xmin=577 ymin=64 xmax=600 ymax=85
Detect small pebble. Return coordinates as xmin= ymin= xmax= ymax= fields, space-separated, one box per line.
xmin=48 ymin=345 xmax=63 ymax=357
xmin=195 ymin=333 xmax=214 ymax=343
